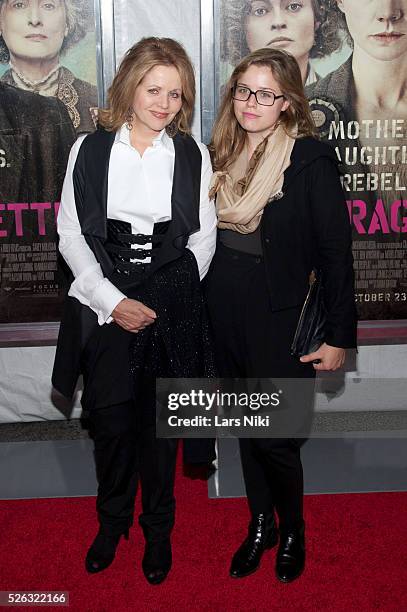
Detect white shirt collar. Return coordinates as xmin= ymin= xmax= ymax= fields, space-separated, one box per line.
xmin=115 ymin=124 xmax=174 ymax=152
xmin=305 ymin=63 xmax=319 ymax=86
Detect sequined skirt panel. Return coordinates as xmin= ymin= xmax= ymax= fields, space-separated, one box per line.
xmin=80 ymin=249 xmax=215 ymax=413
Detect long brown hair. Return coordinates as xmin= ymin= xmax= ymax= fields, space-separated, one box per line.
xmin=209 ymin=47 xmax=316 ymax=172
xmin=98 ymin=37 xmax=195 ymax=134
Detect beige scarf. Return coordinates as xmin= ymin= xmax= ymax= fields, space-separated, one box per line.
xmin=209 ymin=124 xmax=296 ymax=234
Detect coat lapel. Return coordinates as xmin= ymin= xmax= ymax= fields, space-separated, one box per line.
xmin=74 ymin=128 xmax=115 ymax=239
xmin=150 ymin=132 xmax=201 ymax=273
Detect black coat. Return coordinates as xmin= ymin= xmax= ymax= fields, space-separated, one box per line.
xmin=0 ymin=82 xmax=76 ymax=203
xmin=260 ymin=136 xmax=357 ymax=348
xmin=1 ymin=67 xmax=98 ymax=135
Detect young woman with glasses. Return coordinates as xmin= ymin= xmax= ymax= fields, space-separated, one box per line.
xmin=206 ymin=47 xmax=357 ymax=582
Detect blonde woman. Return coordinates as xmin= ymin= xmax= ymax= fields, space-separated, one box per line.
xmin=52 ymin=37 xmax=216 ymax=584
xmin=207 ymin=47 xmax=356 ymax=582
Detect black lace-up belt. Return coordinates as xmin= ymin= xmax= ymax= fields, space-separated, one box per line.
xmin=105 ymin=218 xmax=170 ymax=274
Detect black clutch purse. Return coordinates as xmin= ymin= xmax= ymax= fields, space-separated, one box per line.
xmin=291 ymin=270 xmax=326 ymax=357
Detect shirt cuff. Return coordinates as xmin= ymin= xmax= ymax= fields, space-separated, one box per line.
xmin=89 ymin=278 xmax=127 ymax=325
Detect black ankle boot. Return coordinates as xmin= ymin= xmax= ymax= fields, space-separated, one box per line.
xmin=85 ymin=528 xmax=129 ymax=574
xmin=275 ymin=522 xmax=305 ymax=583
xmin=142 ymin=539 xmax=172 ymax=585
xmin=230 ymin=513 xmax=278 ymax=578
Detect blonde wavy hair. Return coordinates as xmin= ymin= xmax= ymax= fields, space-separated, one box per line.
xmin=98 ymin=37 xmax=195 ymax=135
xmin=221 ymin=0 xmax=344 ymax=66
xmin=209 ymin=47 xmax=316 ymax=171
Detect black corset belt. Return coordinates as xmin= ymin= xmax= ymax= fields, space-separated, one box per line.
xmin=105 ymin=218 xmax=170 ymax=274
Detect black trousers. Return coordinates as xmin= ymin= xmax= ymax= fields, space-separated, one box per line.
xmin=88 ymin=400 xmax=177 ymax=540
xmin=205 ymin=244 xmax=315 ymax=528
xmin=80 ymin=250 xmax=212 ymax=540
xmin=79 ymin=265 xmax=174 ymax=542
xmin=83 ymin=321 xmax=178 ymax=541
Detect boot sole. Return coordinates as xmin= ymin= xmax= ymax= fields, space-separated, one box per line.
xmin=229 ymin=537 xmax=278 ymax=579
xmin=143 ymin=568 xmax=171 ymax=585
xmin=230 ymin=563 xmax=261 ymax=579
xmin=85 ymin=556 xmax=115 ymax=574
xmin=275 ymin=564 xmax=305 ymax=583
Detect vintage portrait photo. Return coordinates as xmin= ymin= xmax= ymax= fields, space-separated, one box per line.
xmin=0 ymin=0 xmax=98 ymax=323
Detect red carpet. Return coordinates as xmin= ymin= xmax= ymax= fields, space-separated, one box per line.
xmin=1 ymin=461 xmax=406 ymax=611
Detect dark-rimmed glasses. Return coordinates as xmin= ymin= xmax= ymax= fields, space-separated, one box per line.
xmin=232 ymin=85 xmax=284 ymax=107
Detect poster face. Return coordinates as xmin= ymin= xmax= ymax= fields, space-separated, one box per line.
xmin=217 ymin=0 xmax=407 ymax=321
xmin=0 ymin=0 xmax=98 ymax=324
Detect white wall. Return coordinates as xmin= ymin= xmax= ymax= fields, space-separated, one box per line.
xmin=0 ymin=344 xmax=406 ymax=422
xmin=316 ymin=345 xmax=407 ymax=413
xmin=114 ymin=0 xmax=202 ymax=138
xmin=0 ymin=346 xmax=82 ymax=422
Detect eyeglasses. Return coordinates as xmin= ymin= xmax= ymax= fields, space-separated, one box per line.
xmin=232 ymin=85 xmax=284 ymax=107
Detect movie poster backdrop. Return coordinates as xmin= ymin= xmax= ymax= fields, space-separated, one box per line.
xmin=218 ymin=0 xmax=407 ymax=320
xmin=0 ymin=0 xmax=98 ymax=324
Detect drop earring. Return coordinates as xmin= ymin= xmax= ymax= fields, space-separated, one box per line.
xmin=126 ymin=108 xmax=134 ymax=131
xmin=166 ymin=118 xmax=178 ymax=138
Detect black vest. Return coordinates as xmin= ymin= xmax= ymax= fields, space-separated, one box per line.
xmin=52 ymin=127 xmax=202 ymax=399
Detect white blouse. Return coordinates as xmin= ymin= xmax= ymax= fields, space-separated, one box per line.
xmin=57 ymin=125 xmax=217 ymax=325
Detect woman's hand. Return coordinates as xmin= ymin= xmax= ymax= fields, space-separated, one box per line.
xmin=300 ymin=343 xmax=345 ymax=371
xmin=112 ymin=298 xmax=157 ymax=333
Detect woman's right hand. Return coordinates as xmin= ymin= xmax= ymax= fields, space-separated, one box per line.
xmin=112 ymin=298 xmax=157 ymax=333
